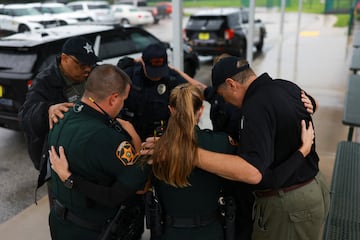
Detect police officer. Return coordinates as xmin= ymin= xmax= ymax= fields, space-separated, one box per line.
xmin=197 ymin=57 xmax=329 ymax=240
xmin=118 ymin=43 xmax=199 ymax=140
xmin=18 ymin=36 xmax=98 ymax=204
xmin=48 ymin=64 xmax=150 ymax=240
xmin=149 ymin=83 xmax=237 ymax=240
xmin=204 ymin=53 xmax=318 ymax=240
xmin=118 ymin=43 xmax=205 ymax=239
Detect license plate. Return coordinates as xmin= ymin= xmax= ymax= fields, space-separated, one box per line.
xmin=198 ymin=32 xmax=210 ymax=40
xmin=0 ymin=84 xmax=3 ymax=97
xmin=0 ymin=98 xmax=13 ymax=106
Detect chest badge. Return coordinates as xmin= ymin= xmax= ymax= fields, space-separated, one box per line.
xmin=157 ymin=84 xmax=166 ymax=95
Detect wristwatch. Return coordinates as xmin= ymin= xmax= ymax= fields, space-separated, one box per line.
xmin=63 ymin=175 xmax=74 ymax=189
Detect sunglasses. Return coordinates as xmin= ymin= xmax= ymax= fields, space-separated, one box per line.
xmin=67 ymin=55 xmax=92 ymax=71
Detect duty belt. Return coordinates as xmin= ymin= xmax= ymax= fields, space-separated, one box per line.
xmin=53 ymin=199 xmax=103 ymax=232
xmin=254 ymin=178 xmax=315 ymax=198
xmin=164 ymin=211 xmax=219 ymax=228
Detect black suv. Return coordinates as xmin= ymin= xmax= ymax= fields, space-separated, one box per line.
xmin=184 ymin=8 xmax=266 ymax=57
xmin=0 ymin=24 xmax=199 ymax=130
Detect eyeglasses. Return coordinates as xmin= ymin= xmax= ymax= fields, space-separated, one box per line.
xmin=67 ymin=55 xmax=92 ymax=71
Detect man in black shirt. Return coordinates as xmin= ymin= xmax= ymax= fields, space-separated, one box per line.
xmin=196 ymin=57 xmax=329 ymax=240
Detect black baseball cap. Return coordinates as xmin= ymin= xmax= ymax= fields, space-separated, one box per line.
xmin=142 ymin=43 xmax=169 ymax=79
xmin=211 ymin=56 xmax=249 ymax=90
xmin=62 ymin=36 xmax=98 ymax=66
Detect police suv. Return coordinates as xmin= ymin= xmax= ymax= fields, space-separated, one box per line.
xmin=0 ymin=24 xmax=199 ymax=130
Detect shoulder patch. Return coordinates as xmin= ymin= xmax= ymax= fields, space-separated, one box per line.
xmin=228 ymin=135 xmax=239 ymax=146
xmin=116 ymin=141 xmax=136 ymax=166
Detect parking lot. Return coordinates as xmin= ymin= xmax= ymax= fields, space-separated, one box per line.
xmin=0 ymin=7 xmax=354 ymax=239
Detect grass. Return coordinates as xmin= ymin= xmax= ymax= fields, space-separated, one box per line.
xmin=335 ymin=14 xmax=350 ymax=27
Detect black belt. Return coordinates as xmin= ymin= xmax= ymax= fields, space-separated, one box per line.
xmin=53 ymin=200 xmax=103 ymax=232
xmin=254 ymin=178 xmax=315 ymax=198
xmin=164 ymin=211 xmax=219 ymax=228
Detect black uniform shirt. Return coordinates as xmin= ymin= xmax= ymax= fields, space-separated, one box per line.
xmin=121 ymin=63 xmax=186 ymax=140
xmin=237 ymin=73 xmax=319 ymax=190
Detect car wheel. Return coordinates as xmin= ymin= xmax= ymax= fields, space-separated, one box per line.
xmin=153 ymin=18 xmax=160 ymax=24
xmin=59 ymin=20 xmax=68 ymax=26
xmin=256 ymin=36 xmax=264 ymax=52
xmin=121 ymin=18 xmax=130 ymax=25
xmin=238 ymin=40 xmax=247 ymax=58
xmin=184 ymin=60 xmax=196 ymax=78
xmin=18 ymin=24 xmax=30 ymax=33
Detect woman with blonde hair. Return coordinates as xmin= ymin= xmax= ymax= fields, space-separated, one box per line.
xmin=150 ymin=83 xmax=237 ymax=240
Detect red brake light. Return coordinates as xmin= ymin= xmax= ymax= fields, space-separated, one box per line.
xmin=27 ymin=79 xmax=33 ymax=89
xmin=224 ymin=29 xmax=235 ymax=40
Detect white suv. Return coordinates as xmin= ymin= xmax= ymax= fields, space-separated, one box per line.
xmin=67 ymin=1 xmax=116 ymax=25
xmin=29 ymin=2 xmax=93 ymax=25
xmin=0 ymin=4 xmax=60 ymax=33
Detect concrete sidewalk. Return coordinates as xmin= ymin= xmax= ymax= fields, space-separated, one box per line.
xmin=0 ymin=13 xmax=355 ymax=240
xmin=0 ymin=196 xmax=51 ymax=239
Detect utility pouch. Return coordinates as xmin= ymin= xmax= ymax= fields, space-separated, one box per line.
xmin=145 ymin=186 xmax=163 ymax=238
xmin=98 ymin=205 xmax=138 ymax=240
xmin=219 ymin=196 xmax=236 ymax=240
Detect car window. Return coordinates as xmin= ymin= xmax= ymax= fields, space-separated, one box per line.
xmin=97 ymin=29 xmax=159 ymax=59
xmin=69 ymin=5 xmax=82 ymax=11
xmin=88 ymin=4 xmax=110 ymax=10
xmin=114 ymin=8 xmax=123 ymax=13
xmin=228 ymin=13 xmax=240 ymax=27
xmin=240 ymin=11 xmax=249 ymax=24
xmin=0 ymin=51 xmax=37 ymax=73
xmin=187 ymin=16 xmax=225 ymax=30
xmin=46 ymin=6 xmax=73 ymax=14
xmin=129 ymin=31 xmax=159 ymax=51
xmin=10 ymin=8 xmax=42 ymax=16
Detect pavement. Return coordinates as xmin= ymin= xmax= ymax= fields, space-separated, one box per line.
xmin=0 ymin=11 xmax=357 ymax=240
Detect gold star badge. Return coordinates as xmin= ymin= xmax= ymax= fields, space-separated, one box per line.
xmin=116 ymin=141 xmax=135 ymax=166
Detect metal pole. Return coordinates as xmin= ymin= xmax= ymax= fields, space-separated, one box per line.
xmin=279 ymin=0 xmax=286 ymax=38
xmin=277 ymin=0 xmax=286 ymax=77
xmin=172 ymin=0 xmax=183 ymax=71
xmin=294 ymin=0 xmax=303 ymax=82
xmin=247 ymin=0 xmax=255 ymax=64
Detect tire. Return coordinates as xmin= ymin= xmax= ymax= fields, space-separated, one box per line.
xmin=18 ymin=24 xmax=30 ymax=33
xmin=120 ymin=18 xmax=130 ymax=25
xmin=238 ymin=39 xmax=247 ymax=58
xmin=184 ymin=60 xmax=196 ymax=78
xmin=256 ymin=36 xmax=264 ymax=52
xmin=59 ymin=20 xmax=68 ymax=26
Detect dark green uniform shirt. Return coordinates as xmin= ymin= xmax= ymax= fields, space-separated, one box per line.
xmin=155 ymin=126 xmax=236 ymax=240
xmin=48 ymin=102 xmax=149 ymax=240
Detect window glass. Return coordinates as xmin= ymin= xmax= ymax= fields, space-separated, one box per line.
xmin=11 ymin=8 xmax=41 ymax=16
xmin=187 ymin=16 xmax=225 ymax=30
xmin=98 ymin=30 xmax=159 ymax=59
xmin=88 ymin=4 xmax=110 ymax=10
xmin=228 ymin=13 xmax=239 ymax=26
xmin=69 ymin=5 xmax=82 ymax=11
xmin=0 ymin=51 xmax=37 ymax=73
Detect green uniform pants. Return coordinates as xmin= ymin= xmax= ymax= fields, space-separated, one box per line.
xmin=252 ymin=172 xmax=330 ymax=240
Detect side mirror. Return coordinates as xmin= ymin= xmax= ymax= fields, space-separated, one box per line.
xmin=162 ymin=41 xmax=171 ymax=50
